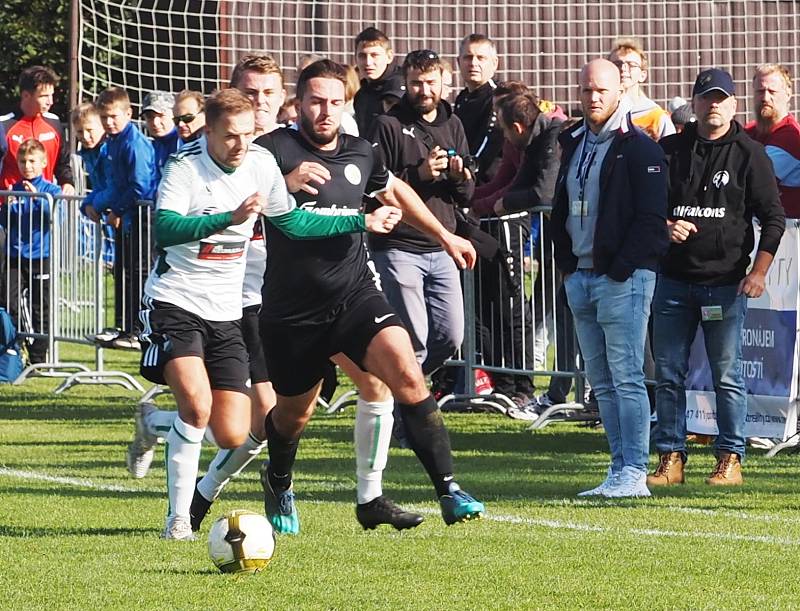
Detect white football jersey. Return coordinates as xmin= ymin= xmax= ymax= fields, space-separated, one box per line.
xmin=144 ymin=138 xmax=291 ymax=321
xmin=242 ymin=218 xmax=267 ymax=308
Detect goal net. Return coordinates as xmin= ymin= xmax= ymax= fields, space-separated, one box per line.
xmin=78 ymin=1 xmax=800 ymax=118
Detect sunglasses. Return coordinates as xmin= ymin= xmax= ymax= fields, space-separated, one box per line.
xmin=173 ymin=112 xmax=201 ymax=125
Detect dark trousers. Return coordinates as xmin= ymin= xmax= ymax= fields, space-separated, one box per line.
xmin=113 ymin=211 xmax=152 ymax=334
xmin=545 ymin=281 xmax=579 ymax=403
xmin=7 ymin=256 xmax=51 ymax=363
xmin=475 ymin=216 xmax=534 ymax=398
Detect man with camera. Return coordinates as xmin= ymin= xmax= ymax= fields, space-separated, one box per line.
xmin=367 ymin=49 xmax=474 ymax=380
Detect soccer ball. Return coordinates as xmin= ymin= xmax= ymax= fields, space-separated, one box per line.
xmin=207 ymin=509 xmax=275 ymax=574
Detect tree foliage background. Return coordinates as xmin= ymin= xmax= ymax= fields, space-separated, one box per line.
xmin=0 ymin=0 xmax=71 ymax=117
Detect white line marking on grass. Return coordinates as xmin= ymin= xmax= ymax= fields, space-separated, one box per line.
xmin=3 ymin=467 xmax=798 ymax=546
xmin=412 ymin=508 xmax=800 ymax=546
xmin=0 ymin=466 xmax=145 ymax=493
xmin=531 ymin=497 xmax=800 ymax=526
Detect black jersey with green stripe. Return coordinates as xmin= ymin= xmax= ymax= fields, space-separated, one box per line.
xmin=255 ymin=127 xmax=390 ymax=324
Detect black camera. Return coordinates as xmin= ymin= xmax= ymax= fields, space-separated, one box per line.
xmin=462 ymin=154 xmax=479 ymax=175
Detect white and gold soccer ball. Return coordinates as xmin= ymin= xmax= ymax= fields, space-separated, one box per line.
xmin=207 ymin=509 xmax=275 ymax=574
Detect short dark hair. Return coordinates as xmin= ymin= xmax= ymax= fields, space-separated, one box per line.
xmin=205 ymin=89 xmax=254 ymax=127
xmin=296 ymin=59 xmax=348 ymax=100
xmin=493 ymin=81 xmax=529 ymax=100
xmin=230 ymin=53 xmax=284 ymax=88
xmin=402 ymin=50 xmax=444 ymax=77
xmin=459 ymin=34 xmax=497 ymax=57
xmin=498 ymin=92 xmax=541 ymax=129
xmin=354 ymin=27 xmax=392 ymax=51
xmin=95 ymin=87 xmax=131 ymax=110
xmin=19 ymin=66 xmax=58 ymax=93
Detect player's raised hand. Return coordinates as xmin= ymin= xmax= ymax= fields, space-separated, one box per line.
xmin=284 ymin=161 xmax=331 ymax=195
xmin=365 ymin=205 xmax=402 ymax=234
xmin=232 ymin=192 xmax=265 ymax=225
xmin=22 ymin=180 xmax=35 ymax=192
xmin=441 ymin=232 xmax=477 ymax=270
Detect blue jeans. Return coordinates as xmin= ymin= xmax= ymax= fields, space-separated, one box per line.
xmin=564 ymin=269 xmax=655 ymax=473
xmin=371 ymin=249 xmax=464 ymax=374
xmin=652 ymin=275 xmax=748 ymax=459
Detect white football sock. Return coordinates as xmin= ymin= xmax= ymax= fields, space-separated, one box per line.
xmin=354 ymin=397 xmax=394 ymax=504
xmin=145 ymin=409 xmax=176 ymax=439
xmin=165 ymin=417 xmax=205 ymax=519
xmin=197 ymin=432 xmax=266 ymax=502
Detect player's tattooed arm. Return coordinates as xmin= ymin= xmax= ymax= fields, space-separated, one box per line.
xmin=376 ymin=177 xmax=477 ymax=269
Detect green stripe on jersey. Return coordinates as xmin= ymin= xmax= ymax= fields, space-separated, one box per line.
xmin=155 ymin=209 xmax=234 ymax=248
xmin=268 ymin=207 xmax=366 ymax=240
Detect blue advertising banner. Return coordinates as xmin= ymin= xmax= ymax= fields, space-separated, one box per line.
xmin=686 ymin=221 xmax=799 ymax=440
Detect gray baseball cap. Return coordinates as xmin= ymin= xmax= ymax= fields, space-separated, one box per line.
xmin=142 ymin=90 xmax=175 ymax=114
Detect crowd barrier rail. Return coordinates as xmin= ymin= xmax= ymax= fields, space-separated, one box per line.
xmin=433 ymin=207 xmax=592 ymax=428
xmin=1 ymin=191 xmax=148 ymax=392
xmin=7 ymin=195 xmax=795 ymax=449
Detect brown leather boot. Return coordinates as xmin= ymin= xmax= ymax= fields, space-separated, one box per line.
xmin=705 ymin=452 xmax=743 ymax=486
xmin=646 ymin=452 xmax=685 ymax=486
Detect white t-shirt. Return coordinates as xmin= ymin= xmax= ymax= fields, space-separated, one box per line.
xmin=144 ymin=138 xmax=292 ymax=321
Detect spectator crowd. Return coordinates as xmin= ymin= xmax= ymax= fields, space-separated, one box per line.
xmin=1 ymin=30 xmax=799 ymax=502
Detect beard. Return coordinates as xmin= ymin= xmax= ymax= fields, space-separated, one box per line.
xmin=758 ymin=104 xmax=778 ymax=123
xmin=409 ymin=92 xmax=440 ymax=115
xmin=300 ymin=112 xmax=337 ymax=146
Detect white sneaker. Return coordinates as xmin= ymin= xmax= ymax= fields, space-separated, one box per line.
xmin=161 ymin=516 xmax=196 ymax=541
xmin=126 ymin=402 xmax=158 ymax=478
xmin=577 ymin=467 xmax=619 ymax=497
xmin=603 ymin=466 xmax=651 ymax=498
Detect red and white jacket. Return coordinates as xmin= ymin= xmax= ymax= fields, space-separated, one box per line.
xmin=0 ymin=109 xmax=74 ymax=190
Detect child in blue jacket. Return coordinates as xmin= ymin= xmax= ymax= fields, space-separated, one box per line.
xmin=92 ymin=87 xmax=156 ymax=348
xmin=1 ymin=138 xmax=61 ymax=363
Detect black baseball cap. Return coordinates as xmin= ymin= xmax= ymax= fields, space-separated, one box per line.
xmin=692 ymin=68 xmax=735 ymax=97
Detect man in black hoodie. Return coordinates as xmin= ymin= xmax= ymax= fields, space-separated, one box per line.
xmin=648 ymin=68 xmax=785 ymax=488
xmin=368 ymin=49 xmax=475 ymax=378
xmin=353 ymin=27 xmax=406 ymax=136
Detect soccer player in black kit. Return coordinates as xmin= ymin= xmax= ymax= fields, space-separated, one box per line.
xmin=255 ymin=59 xmax=485 ymax=534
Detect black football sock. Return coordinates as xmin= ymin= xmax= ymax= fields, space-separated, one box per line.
xmin=264 ymin=410 xmax=300 ymax=493
xmin=397 ymin=394 xmax=455 ymax=497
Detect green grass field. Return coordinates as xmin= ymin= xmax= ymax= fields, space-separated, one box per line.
xmin=2 ymin=348 xmax=800 ymax=610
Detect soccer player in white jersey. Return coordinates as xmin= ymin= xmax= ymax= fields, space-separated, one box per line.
xmin=128 ymin=88 xmax=401 ymax=540
xmin=189 ymin=55 xmax=286 ymax=530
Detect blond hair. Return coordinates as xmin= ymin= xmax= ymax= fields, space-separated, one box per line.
xmin=609 ymin=37 xmax=648 ymax=70
xmin=754 ymin=63 xmax=792 ymax=92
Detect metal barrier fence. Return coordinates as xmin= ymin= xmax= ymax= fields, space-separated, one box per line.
xmin=431 ymin=207 xmax=591 ymax=428
xmin=3 ymin=192 xmax=586 ymax=424
xmin=1 ymin=191 xmax=151 ymax=392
